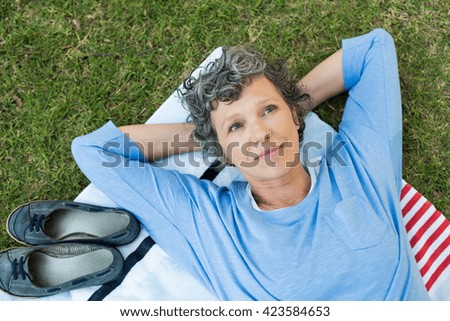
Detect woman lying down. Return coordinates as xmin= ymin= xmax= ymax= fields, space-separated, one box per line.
xmin=72 ymin=28 xmax=429 ymax=300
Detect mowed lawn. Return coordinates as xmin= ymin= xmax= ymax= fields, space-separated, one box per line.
xmin=0 ymin=0 xmax=448 ymax=249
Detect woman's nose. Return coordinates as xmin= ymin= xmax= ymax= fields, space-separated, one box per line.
xmin=249 ymin=120 xmax=270 ymax=143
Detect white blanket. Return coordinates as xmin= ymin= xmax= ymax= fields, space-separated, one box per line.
xmin=1 ymin=48 xmax=448 ymax=301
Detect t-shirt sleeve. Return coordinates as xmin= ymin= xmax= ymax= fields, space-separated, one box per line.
xmin=339 ymin=28 xmax=402 ymax=192
xmin=71 ymin=121 xmax=218 ymax=235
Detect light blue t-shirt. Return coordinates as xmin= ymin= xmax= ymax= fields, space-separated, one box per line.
xmin=72 ymin=29 xmax=429 ymax=300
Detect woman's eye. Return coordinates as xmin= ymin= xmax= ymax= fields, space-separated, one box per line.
xmin=263 ymin=105 xmax=276 ymax=115
xmin=229 ymin=122 xmax=242 ymax=132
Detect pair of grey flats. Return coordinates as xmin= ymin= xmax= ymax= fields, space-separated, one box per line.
xmin=0 ymin=200 xmax=140 ymax=297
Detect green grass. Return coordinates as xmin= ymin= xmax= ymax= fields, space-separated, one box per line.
xmin=0 ymin=0 xmax=448 ymax=250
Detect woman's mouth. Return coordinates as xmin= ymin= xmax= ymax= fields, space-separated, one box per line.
xmin=258 ymin=144 xmax=283 ymax=159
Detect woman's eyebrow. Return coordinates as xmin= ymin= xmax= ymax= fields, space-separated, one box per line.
xmin=224 ymin=98 xmax=274 ymax=122
xmin=225 ymin=112 xmax=242 ymax=122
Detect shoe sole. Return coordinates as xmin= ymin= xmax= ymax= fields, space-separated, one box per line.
xmin=45 ymin=208 xmax=130 ymax=241
xmin=30 ymin=247 xmax=115 ymax=287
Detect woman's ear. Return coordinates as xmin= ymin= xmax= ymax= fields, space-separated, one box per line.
xmin=291 ymin=109 xmax=300 ymax=130
xmin=213 ymin=142 xmax=233 ymax=166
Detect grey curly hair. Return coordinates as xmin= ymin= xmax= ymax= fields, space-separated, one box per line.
xmin=179 ymin=46 xmax=312 ymax=168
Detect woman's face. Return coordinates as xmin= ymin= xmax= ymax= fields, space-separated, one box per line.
xmin=211 ymin=76 xmax=301 ymax=183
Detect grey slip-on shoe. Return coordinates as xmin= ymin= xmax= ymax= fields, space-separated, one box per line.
xmin=7 ymin=200 xmax=140 ymax=246
xmin=0 ymin=243 xmax=123 ymax=297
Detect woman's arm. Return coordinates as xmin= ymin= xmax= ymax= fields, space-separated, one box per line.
xmin=72 ymin=120 xmax=217 ymax=240
xmin=298 ymin=49 xmax=345 ymax=108
xmin=119 ymin=123 xmax=200 ymax=161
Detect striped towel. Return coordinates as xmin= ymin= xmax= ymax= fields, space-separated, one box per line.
xmin=401 ymin=181 xmax=450 ymax=299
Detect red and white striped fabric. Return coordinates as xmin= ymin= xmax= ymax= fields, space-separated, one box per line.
xmin=401 ymin=180 xmax=450 ymax=300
